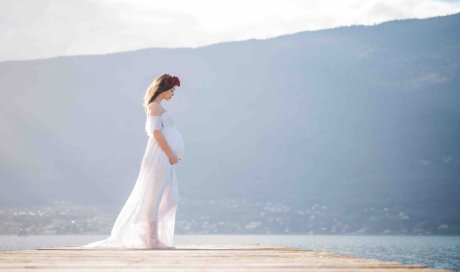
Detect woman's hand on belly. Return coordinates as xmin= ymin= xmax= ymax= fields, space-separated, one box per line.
xmin=168 ymin=152 xmax=179 ymax=165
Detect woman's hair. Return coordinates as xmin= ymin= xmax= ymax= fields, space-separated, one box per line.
xmin=142 ymin=73 xmax=180 ymax=113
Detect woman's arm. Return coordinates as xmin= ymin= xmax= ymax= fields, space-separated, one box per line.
xmin=153 ymin=130 xmax=174 ymax=157
xmin=148 ymin=102 xmax=175 ymax=157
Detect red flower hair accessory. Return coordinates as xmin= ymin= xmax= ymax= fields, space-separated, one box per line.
xmin=164 ymin=75 xmax=181 ymax=89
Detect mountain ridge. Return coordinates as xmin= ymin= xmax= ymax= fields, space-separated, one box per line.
xmin=0 ymin=12 xmax=459 ymax=233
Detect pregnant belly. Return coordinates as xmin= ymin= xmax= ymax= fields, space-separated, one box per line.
xmin=162 ymin=128 xmax=185 ymax=158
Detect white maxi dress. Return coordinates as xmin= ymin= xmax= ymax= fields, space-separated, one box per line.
xmin=80 ymin=109 xmax=185 ymax=249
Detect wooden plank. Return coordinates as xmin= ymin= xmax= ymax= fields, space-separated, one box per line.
xmin=0 ymin=244 xmax=451 ymax=272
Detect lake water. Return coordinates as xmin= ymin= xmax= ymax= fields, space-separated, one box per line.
xmin=1 ymin=234 xmax=458 ymax=271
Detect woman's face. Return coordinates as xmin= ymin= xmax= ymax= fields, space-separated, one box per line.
xmin=165 ymin=87 xmax=176 ymax=100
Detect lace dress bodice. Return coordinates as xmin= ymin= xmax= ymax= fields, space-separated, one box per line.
xmin=145 ymin=110 xmax=185 ymax=159
xmin=145 ymin=111 xmax=176 ymax=133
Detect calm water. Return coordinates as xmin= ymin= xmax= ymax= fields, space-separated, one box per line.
xmin=0 ymin=234 xmax=458 ymax=271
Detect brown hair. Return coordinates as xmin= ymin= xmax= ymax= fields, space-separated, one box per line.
xmin=142 ymin=73 xmax=174 ymax=114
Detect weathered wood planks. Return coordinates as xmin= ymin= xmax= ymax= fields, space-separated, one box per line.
xmin=0 ymin=243 xmax=452 ymax=271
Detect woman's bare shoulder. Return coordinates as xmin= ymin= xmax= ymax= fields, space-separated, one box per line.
xmin=147 ymin=102 xmax=162 ymax=116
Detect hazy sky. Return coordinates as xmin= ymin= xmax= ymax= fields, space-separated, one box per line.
xmin=1 ymin=0 xmax=460 ymax=62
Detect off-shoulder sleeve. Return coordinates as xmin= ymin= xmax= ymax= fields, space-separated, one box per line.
xmin=145 ymin=115 xmax=163 ymax=135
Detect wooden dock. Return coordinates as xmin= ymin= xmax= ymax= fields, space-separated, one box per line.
xmin=0 ymin=243 xmax=452 ymax=271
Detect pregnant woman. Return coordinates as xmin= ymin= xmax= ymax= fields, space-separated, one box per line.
xmin=80 ymin=74 xmax=184 ymax=249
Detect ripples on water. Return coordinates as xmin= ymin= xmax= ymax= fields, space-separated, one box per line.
xmin=1 ymin=234 xmax=458 ymax=271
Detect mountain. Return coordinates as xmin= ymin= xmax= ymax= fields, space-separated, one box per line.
xmin=1 ymin=13 xmax=459 ymax=233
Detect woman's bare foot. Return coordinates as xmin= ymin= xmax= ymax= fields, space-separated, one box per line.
xmin=153 ymin=239 xmax=174 ymax=249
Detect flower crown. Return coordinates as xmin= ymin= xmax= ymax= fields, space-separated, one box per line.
xmin=164 ymin=75 xmax=181 ymax=90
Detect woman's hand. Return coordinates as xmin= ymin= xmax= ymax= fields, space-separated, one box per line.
xmin=168 ymin=152 xmax=179 ymax=165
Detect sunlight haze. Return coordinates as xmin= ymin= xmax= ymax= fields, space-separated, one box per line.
xmin=1 ymin=0 xmax=460 ymax=62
